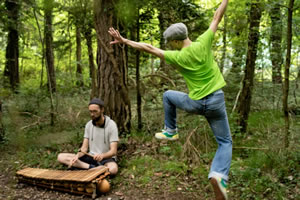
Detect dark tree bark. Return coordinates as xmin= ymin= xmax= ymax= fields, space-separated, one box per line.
xmin=136 ymin=9 xmax=142 ymax=130
xmin=44 ymin=0 xmax=56 ymax=93
xmin=269 ymin=1 xmax=283 ymax=84
xmin=94 ymin=0 xmax=131 ymax=133
xmin=283 ymin=0 xmax=295 ymax=148
xmin=219 ymin=14 xmax=227 ymax=74
xmin=44 ymin=0 xmax=55 ymax=126
xmin=4 ymin=0 xmax=20 ymax=91
xmin=0 ymin=100 xmax=4 ymax=142
xmin=84 ymin=25 xmax=97 ymax=99
xmin=237 ymin=1 xmax=262 ymax=133
xmin=76 ymin=25 xmax=84 ymax=87
xmin=157 ymin=11 xmax=168 ymax=72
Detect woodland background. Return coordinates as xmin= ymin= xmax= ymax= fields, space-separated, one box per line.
xmin=0 ymin=0 xmax=299 ymax=199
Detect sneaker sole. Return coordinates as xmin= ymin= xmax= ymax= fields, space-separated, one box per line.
xmin=155 ymin=135 xmax=178 ymax=141
xmin=210 ymin=178 xmax=227 ymax=200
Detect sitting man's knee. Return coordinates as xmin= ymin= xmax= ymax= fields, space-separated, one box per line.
xmin=57 ymin=153 xmax=68 ymax=164
xmin=107 ymin=164 xmax=118 ymax=175
xmin=57 ymin=153 xmax=63 ymax=162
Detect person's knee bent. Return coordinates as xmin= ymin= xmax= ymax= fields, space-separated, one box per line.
xmin=57 ymin=153 xmax=69 ymax=164
xmin=163 ymin=90 xmax=172 ymax=100
xmin=107 ymin=163 xmax=118 ymax=175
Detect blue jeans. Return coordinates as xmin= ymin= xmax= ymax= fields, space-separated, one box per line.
xmin=163 ymin=89 xmax=232 ymax=181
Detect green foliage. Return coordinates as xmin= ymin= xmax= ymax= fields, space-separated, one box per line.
xmin=231 ymin=150 xmax=299 ymax=199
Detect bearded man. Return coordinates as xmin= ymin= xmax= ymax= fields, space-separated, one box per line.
xmin=57 ymin=98 xmax=119 ymax=175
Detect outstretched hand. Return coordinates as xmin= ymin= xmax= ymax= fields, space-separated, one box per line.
xmin=108 ymin=27 xmax=126 ymax=45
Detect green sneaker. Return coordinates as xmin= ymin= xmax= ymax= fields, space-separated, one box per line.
xmin=210 ymin=176 xmax=228 ymax=200
xmin=155 ymin=131 xmax=179 ymax=140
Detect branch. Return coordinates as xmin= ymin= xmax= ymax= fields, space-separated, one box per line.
xmin=278 ymin=4 xmax=289 ymax=9
xmin=233 ymin=146 xmax=269 ymax=150
xmin=143 ymin=73 xmax=176 ymax=87
xmin=231 ymin=88 xmax=241 ymax=113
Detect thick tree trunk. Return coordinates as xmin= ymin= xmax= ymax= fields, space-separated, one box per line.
xmin=4 ymin=0 xmax=19 ymax=92
xmin=44 ymin=0 xmax=56 ymax=93
xmin=94 ymin=0 xmax=131 ymax=133
xmin=76 ymin=25 xmax=83 ymax=87
xmin=237 ymin=1 xmax=262 ymax=133
xmin=269 ymin=2 xmax=283 ymax=84
xmin=84 ymin=26 xmax=97 ymax=98
xmin=283 ymin=0 xmax=295 ymax=148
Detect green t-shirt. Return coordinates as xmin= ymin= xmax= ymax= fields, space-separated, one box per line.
xmin=164 ymin=28 xmax=226 ymax=100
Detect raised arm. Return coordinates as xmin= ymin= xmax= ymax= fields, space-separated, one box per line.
xmin=209 ymin=0 xmax=229 ymax=33
xmin=108 ymin=28 xmax=165 ymax=59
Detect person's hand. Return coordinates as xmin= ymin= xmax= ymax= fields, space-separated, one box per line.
xmin=93 ymin=154 xmax=104 ymax=162
xmin=108 ymin=27 xmax=126 ymax=45
xmin=69 ymin=154 xmax=79 ymax=168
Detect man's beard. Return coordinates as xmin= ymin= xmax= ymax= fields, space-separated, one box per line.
xmin=92 ymin=115 xmax=102 ymax=126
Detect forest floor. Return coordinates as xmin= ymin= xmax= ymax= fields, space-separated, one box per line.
xmin=0 ymin=136 xmax=215 ymax=200
xmin=0 ymin=93 xmax=299 ymax=200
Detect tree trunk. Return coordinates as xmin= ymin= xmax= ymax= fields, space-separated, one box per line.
xmin=33 ymin=6 xmax=45 ymax=89
xmin=158 ymin=11 xmax=168 ymax=73
xmin=283 ymin=0 xmax=295 ymax=148
xmin=44 ymin=0 xmax=55 ymax=126
xmin=237 ymin=1 xmax=262 ymax=133
xmin=4 ymin=0 xmax=20 ymax=92
xmin=76 ymin=25 xmax=83 ymax=87
xmin=44 ymin=0 xmax=56 ymax=93
xmin=219 ymin=14 xmax=227 ymax=74
xmin=84 ymin=26 xmax=97 ymax=98
xmin=136 ymin=9 xmax=142 ymax=130
xmin=94 ymin=0 xmax=131 ymax=133
xmin=269 ymin=1 xmax=283 ymax=84
xmin=0 ymin=100 xmax=4 ymax=142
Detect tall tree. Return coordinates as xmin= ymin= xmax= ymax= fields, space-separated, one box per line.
xmin=136 ymin=8 xmax=142 ymax=130
xmin=44 ymin=0 xmax=56 ymax=93
xmin=237 ymin=0 xmax=263 ymax=133
xmin=0 ymin=100 xmax=4 ymax=142
xmin=84 ymin=23 xmax=97 ymax=98
xmin=44 ymin=0 xmax=56 ymax=126
xmin=224 ymin=0 xmax=248 ymax=105
xmin=94 ymin=0 xmax=131 ymax=133
xmin=4 ymin=0 xmax=20 ymax=91
xmin=219 ymin=14 xmax=227 ymax=74
xmin=269 ymin=1 xmax=283 ymax=84
xmin=75 ymin=25 xmax=83 ymax=87
xmin=283 ymin=0 xmax=295 ymax=148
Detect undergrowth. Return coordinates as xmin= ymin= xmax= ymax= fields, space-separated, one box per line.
xmin=0 ymin=84 xmax=299 ymax=199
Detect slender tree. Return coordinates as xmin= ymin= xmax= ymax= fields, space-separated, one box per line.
xmin=94 ymin=0 xmax=131 ymax=133
xmin=269 ymin=0 xmax=283 ymax=84
xmin=219 ymin=14 xmax=227 ymax=74
xmin=44 ymin=0 xmax=56 ymax=93
xmin=237 ymin=0 xmax=262 ymax=133
xmin=4 ymin=0 xmax=20 ymax=91
xmin=223 ymin=0 xmax=248 ymax=105
xmin=44 ymin=0 xmax=56 ymax=125
xmin=75 ymin=25 xmax=83 ymax=86
xmin=283 ymin=0 xmax=295 ymax=148
xmin=136 ymin=8 xmax=142 ymax=130
xmin=84 ymin=24 xmax=97 ymax=98
xmin=0 ymin=100 xmax=4 ymax=142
